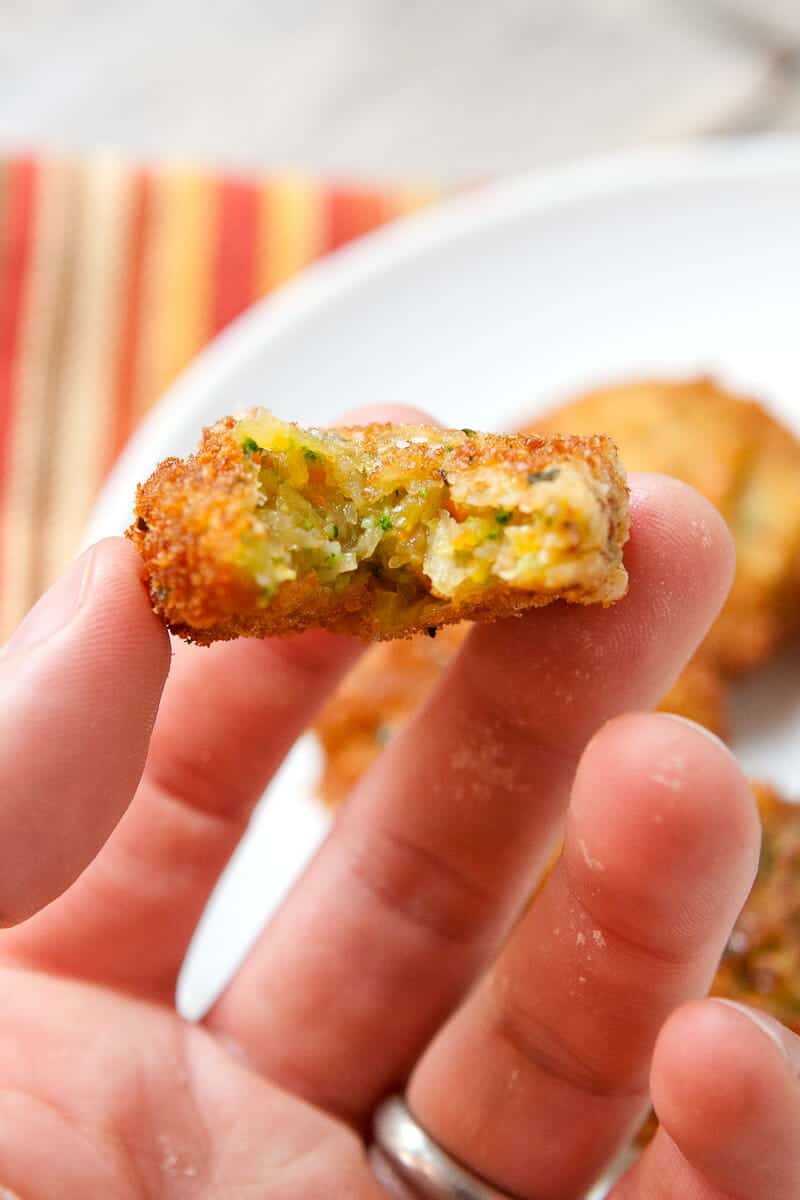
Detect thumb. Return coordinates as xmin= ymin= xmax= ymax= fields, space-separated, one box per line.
xmin=0 ymin=538 xmax=170 ymax=922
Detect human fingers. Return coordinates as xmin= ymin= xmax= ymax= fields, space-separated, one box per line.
xmin=613 ymin=999 xmax=800 ymax=1199
xmin=208 ymin=478 xmax=736 ymax=1126
xmin=406 ymin=713 xmax=759 ymax=1199
xmin=4 ymin=407 xmax=424 ymax=998
xmin=0 ymin=539 xmax=169 ymax=924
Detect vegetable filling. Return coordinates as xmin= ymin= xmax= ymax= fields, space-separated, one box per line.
xmin=233 ymin=413 xmax=606 ymax=606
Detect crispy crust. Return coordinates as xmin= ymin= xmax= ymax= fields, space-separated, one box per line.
xmin=531 ymin=376 xmax=800 ymax=675
xmin=128 ymin=415 xmax=629 ymax=644
xmin=712 ymin=781 xmax=800 ymax=1033
xmin=640 ymin=781 xmax=800 ymax=1145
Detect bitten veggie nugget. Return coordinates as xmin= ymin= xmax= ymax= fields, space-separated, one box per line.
xmin=128 ymin=409 xmax=629 ymax=644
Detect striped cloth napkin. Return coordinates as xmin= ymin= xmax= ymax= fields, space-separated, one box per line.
xmin=0 ymin=155 xmax=437 ymax=639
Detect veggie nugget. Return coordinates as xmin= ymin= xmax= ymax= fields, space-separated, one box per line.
xmin=533 ymin=376 xmax=800 ymax=674
xmin=713 ymin=781 xmax=800 ymax=1034
xmin=640 ymin=780 xmax=800 ymax=1145
xmin=128 ymin=410 xmax=629 ymax=643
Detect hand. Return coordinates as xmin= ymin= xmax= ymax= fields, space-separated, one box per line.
xmin=0 ymin=407 xmax=794 ymax=1199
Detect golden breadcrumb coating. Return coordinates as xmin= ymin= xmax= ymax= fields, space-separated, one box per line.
xmin=713 ymin=781 xmax=800 ymax=1033
xmin=128 ymin=410 xmax=629 ymax=644
xmin=640 ymin=781 xmax=800 ymax=1145
xmin=532 ymin=376 xmax=800 ymax=675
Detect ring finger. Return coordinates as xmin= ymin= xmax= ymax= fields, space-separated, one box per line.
xmin=406 ymin=712 xmax=760 ymax=1200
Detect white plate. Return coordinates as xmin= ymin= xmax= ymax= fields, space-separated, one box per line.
xmin=85 ymin=142 xmax=800 ymax=1163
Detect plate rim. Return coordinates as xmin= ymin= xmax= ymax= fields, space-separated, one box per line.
xmin=85 ymin=133 xmax=800 ymax=545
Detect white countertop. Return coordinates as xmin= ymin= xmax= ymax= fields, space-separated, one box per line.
xmin=2 ymin=0 xmax=799 ymax=179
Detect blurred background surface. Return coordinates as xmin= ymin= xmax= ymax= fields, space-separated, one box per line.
xmin=2 ymin=0 xmax=800 ymax=178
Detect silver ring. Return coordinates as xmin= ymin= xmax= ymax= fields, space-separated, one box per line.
xmin=371 ymin=1095 xmax=521 ymax=1199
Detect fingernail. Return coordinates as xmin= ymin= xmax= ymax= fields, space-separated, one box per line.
xmin=0 ymin=548 xmax=95 ymax=657
xmin=659 ymin=713 xmax=732 ymax=757
xmin=715 ymin=999 xmax=799 ymax=1071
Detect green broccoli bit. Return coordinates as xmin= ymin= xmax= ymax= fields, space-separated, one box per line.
xmin=495 ymin=511 xmax=512 ymax=525
xmin=528 ymin=467 xmax=560 ymax=484
xmin=379 ymin=513 xmax=393 ymax=531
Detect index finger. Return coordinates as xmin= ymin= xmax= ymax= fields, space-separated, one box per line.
xmin=5 ymin=405 xmax=429 ymax=998
xmin=208 ymin=475 xmax=736 ymax=1122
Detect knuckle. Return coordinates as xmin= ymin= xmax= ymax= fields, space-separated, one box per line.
xmin=342 ymin=820 xmax=499 ymax=949
xmin=488 ymin=967 xmax=647 ymax=1101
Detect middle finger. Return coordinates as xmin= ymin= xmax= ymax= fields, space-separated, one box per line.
xmin=208 ymin=477 xmax=734 ymax=1124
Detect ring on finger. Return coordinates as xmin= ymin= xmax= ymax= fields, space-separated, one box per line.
xmin=370 ymin=1095 xmax=522 ymax=1199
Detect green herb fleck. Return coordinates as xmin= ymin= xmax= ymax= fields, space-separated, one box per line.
xmin=327 ymin=523 xmax=339 ymax=540
xmin=495 ymin=511 xmax=512 ymax=525
xmin=379 ymin=513 xmax=393 ymax=531
xmin=487 ymin=529 xmax=499 ymax=541
xmin=528 ymin=467 xmax=560 ymax=484
xmin=461 ymin=428 xmax=477 ymax=436
xmin=242 ymin=436 xmax=261 ymax=457
xmin=444 ymin=444 xmax=454 ymax=452
xmin=303 ymin=447 xmax=320 ymax=461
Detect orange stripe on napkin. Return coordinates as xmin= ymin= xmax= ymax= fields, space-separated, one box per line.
xmin=325 ymin=185 xmax=390 ymax=252
xmin=212 ymin=177 xmax=259 ymax=335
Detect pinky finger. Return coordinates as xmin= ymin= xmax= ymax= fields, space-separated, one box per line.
xmin=613 ymin=998 xmax=800 ymax=1199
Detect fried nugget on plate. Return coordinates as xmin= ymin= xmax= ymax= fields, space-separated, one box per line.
xmin=532 ymin=376 xmax=800 ymax=675
xmin=640 ymin=780 xmax=800 ymax=1145
xmin=713 ymin=781 xmax=800 ymax=1033
xmin=129 ymin=410 xmax=629 ymax=644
